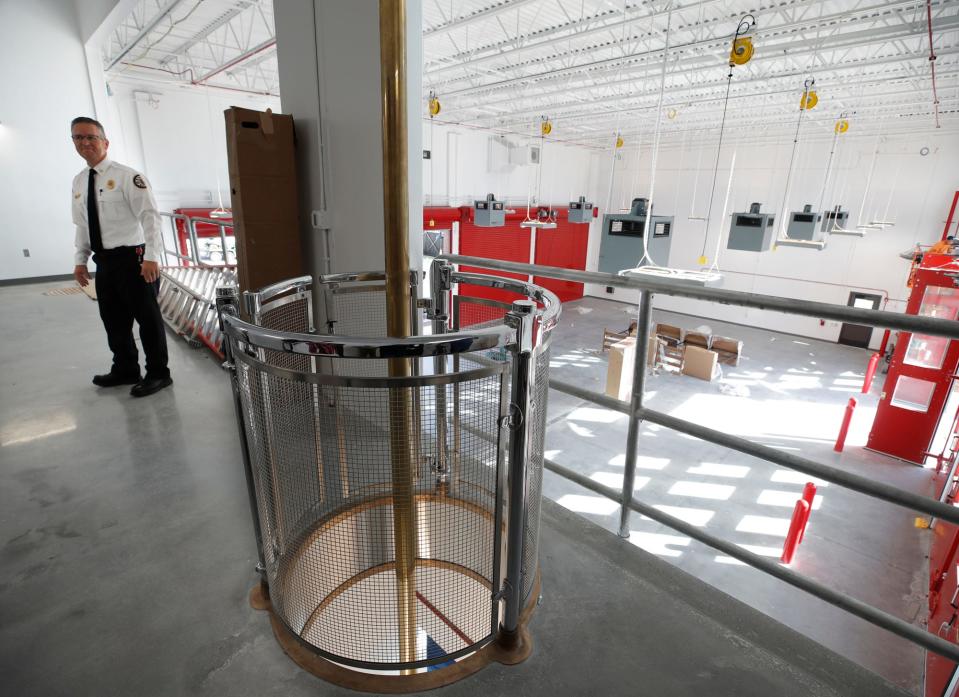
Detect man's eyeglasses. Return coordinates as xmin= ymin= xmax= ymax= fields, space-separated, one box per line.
xmin=71 ymin=135 xmax=103 ymax=143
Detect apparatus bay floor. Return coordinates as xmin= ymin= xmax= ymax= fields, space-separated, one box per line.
xmin=0 ymin=281 xmax=931 ymax=696
xmin=542 ymin=295 xmax=935 ymax=694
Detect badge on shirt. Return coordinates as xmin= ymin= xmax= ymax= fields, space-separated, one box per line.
xmin=133 ymin=174 xmax=147 ymax=189
xmin=106 ymin=179 xmax=116 ymax=190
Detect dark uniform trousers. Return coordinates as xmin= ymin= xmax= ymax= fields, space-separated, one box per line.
xmin=93 ymin=245 xmax=169 ymax=379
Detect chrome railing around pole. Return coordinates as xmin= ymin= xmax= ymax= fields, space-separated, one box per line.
xmin=438 ymin=253 xmax=959 ymax=664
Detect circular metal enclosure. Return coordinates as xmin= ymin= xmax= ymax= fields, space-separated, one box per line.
xmin=220 ymin=270 xmax=559 ymax=673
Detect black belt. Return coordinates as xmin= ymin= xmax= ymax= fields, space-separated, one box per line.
xmin=93 ymin=245 xmax=145 ymax=264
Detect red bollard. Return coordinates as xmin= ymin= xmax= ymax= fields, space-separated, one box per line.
xmin=878 ymin=329 xmax=891 ymax=357
xmin=834 ymin=397 xmax=857 ymax=452
xmin=781 ymin=499 xmax=810 ymax=564
xmin=862 ymin=353 xmax=881 ymax=393
xmin=798 ymin=482 xmax=817 ymax=544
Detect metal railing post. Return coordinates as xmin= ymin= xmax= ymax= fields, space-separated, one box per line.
xmin=188 ymin=218 xmax=202 ymax=266
xmin=429 ymin=261 xmax=453 ymax=488
xmin=215 ymin=286 xmax=268 ymax=587
xmin=619 ymin=291 xmax=653 ymax=537
xmin=502 ymin=299 xmax=536 ymax=637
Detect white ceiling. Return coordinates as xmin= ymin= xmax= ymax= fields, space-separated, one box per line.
xmin=102 ymin=0 xmax=278 ymax=96
xmin=101 ymin=0 xmax=959 ymax=145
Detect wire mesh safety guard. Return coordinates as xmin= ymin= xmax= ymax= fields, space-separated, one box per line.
xmin=217 ymin=269 xmax=559 ymax=672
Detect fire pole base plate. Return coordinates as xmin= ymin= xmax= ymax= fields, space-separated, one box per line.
xmin=246 ymin=568 xmax=540 ymax=693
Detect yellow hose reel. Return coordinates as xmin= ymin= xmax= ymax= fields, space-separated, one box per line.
xmin=800 ymin=90 xmax=818 ymax=110
xmin=835 ymin=118 xmax=849 ymax=134
xmin=428 ymin=95 xmax=441 ymax=117
xmin=730 ymin=37 xmax=754 ymax=66
xmin=541 ymin=118 xmax=553 ymax=136
xmin=615 ymin=135 xmax=624 ymax=148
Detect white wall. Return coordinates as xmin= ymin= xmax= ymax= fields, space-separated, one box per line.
xmin=106 ymin=79 xmax=280 ymax=213
xmin=581 ymin=131 xmax=959 ymax=346
xmin=0 ymin=0 xmax=98 ymax=280
xmin=422 ymin=120 xmax=596 ymax=209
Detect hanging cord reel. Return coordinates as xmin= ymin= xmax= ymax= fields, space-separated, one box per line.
xmin=426 ymin=91 xmax=440 ymax=206
xmin=774 ymin=78 xmax=822 ymax=247
xmin=697 ymin=14 xmax=756 ymax=266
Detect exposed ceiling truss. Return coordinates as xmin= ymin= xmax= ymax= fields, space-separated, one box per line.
xmin=100 ymin=1 xmax=958 ymax=145
xmin=103 ymin=0 xmax=278 ymax=96
xmin=423 ymin=0 xmax=959 ymax=147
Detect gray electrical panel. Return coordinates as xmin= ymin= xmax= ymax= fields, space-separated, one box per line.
xmin=786 ymin=204 xmax=823 ymax=241
xmin=598 ymin=198 xmax=673 ymax=273
xmin=474 ymin=193 xmax=505 ymax=227
xmin=821 ymin=205 xmax=850 ymax=232
xmin=727 ymin=202 xmax=776 ymax=252
xmin=568 ymin=196 xmax=594 ymax=224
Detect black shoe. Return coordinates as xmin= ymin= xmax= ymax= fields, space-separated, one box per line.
xmin=130 ymin=376 xmax=173 ymax=398
xmin=93 ymin=371 xmax=141 ymax=387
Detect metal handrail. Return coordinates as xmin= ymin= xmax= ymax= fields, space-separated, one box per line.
xmin=158 ymin=212 xmax=236 ymax=270
xmin=439 ymin=254 xmax=959 ymax=340
xmin=439 ymin=253 xmax=959 ymax=663
xmin=222 ymin=313 xmax=514 ymax=359
xmin=452 ymin=270 xmax=562 ymax=331
xmin=252 ymin=275 xmax=314 ymax=304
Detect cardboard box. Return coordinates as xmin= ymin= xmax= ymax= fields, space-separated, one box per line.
xmin=685 ymin=331 xmax=711 ymax=349
xmin=712 ymin=336 xmax=743 ymax=366
xmin=681 ymin=345 xmax=719 ymax=381
xmin=647 ymin=336 xmax=664 ymax=368
xmin=225 ymin=107 xmax=303 ymax=294
xmin=606 ymin=337 xmax=636 ymax=401
xmin=655 ymin=323 xmax=683 ymax=345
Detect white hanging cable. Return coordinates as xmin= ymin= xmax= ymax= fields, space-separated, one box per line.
xmin=204 ymin=85 xmax=229 ymax=217
xmin=673 ymin=126 xmax=689 ymax=214
xmin=856 ymin=123 xmax=884 ymax=229
xmin=602 ymin=0 xmax=632 ymax=220
xmin=637 ymin=4 xmax=674 ymax=268
xmin=708 ymin=147 xmax=737 ymax=273
xmin=776 ymin=78 xmax=814 ymax=242
xmin=815 ymin=113 xmax=846 ymax=216
xmin=873 ymin=165 xmax=898 ymax=226
xmin=688 ymin=128 xmax=705 ymax=219
xmin=628 ymin=134 xmax=643 ymax=210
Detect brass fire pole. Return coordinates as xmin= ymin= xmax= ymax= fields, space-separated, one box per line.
xmin=379 ymin=0 xmax=417 ymax=668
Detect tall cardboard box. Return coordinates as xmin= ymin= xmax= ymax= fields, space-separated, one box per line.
xmin=681 ymin=345 xmax=719 ymax=381
xmin=225 ymin=108 xmax=303 ymax=294
xmin=606 ymin=337 xmax=636 ymax=401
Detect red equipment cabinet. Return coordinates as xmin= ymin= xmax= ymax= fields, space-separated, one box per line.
xmin=455 ymin=204 xmax=592 ymax=324
xmin=867 ymin=254 xmax=959 ymax=464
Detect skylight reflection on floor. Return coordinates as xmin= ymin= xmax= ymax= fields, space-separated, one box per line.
xmin=736 ymin=515 xmax=792 ymax=536
xmin=686 ymin=463 xmax=750 ymax=478
xmin=607 ymin=453 xmax=670 ymax=470
xmin=668 ymin=481 xmax=735 ymax=500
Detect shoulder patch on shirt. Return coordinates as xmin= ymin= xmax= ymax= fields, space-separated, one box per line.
xmin=133 ymin=174 xmax=147 ymax=189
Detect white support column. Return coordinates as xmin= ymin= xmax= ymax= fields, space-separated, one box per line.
xmin=275 ymin=0 xmax=423 ymax=278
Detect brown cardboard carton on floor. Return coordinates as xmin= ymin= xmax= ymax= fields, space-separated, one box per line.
xmin=655 ymin=323 xmax=683 ymax=346
xmin=681 ymin=344 xmax=719 ymax=381
xmin=647 ymin=336 xmax=664 ymax=368
xmin=713 ymin=336 xmax=743 ymax=366
xmin=606 ymin=337 xmax=637 ymax=401
xmin=225 ymin=107 xmax=303 ymax=295
xmin=685 ymin=331 xmax=711 ymax=349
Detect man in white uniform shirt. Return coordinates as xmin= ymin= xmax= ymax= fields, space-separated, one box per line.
xmin=71 ymin=116 xmax=172 ymax=397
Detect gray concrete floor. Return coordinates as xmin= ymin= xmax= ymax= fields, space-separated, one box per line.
xmin=0 ymin=281 xmax=931 ymax=696
xmin=543 ymin=295 xmax=935 ymax=693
